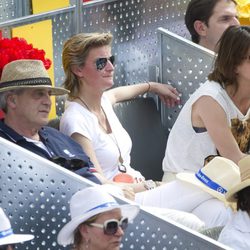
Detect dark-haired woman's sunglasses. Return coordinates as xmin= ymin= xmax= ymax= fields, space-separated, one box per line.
xmin=89 ymin=217 xmax=128 ymax=235
xmin=95 ymin=55 xmax=115 ymax=71
xmin=0 ymin=244 xmax=15 ymax=250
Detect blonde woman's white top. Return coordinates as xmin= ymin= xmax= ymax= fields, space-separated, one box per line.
xmin=60 ymin=93 xmax=144 ymax=180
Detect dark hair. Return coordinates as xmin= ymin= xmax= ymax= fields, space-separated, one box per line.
xmin=236 ymin=186 xmax=250 ymax=213
xmin=185 ymin=0 xmax=236 ymax=43
xmin=73 ymin=214 xmax=99 ymax=249
xmin=208 ymin=26 xmax=250 ymax=92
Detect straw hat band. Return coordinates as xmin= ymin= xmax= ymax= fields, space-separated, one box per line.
xmin=195 ymin=169 xmax=227 ymax=194
xmin=177 ymin=157 xmax=241 ymax=202
xmin=0 ymin=228 xmax=13 ymax=239
xmin=0 ymin=77 xmax=52 ymax=89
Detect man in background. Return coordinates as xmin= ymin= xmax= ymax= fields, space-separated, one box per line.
xmin=185 ymin=0 xmax=239 ymax=52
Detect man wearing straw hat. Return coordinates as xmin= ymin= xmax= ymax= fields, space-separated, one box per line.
xmin=0 ymin=59 xmax=101 ymax=184
xmin=0 ymin=207 xmax=34 ymax=250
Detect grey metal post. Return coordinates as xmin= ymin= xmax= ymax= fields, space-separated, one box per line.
xmin=75 ymin=0 xmax=83 ymax=34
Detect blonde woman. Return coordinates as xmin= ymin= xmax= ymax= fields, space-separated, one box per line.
xmin=60 ymin=32 xmax=180 ymax=186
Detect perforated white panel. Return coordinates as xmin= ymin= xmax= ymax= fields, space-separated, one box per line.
xmin=158 ymin=28 xmax=215 ymax=131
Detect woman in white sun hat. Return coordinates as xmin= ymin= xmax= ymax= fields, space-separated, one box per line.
xmin=0 ymin=207 xmax=34 ymax=250
xmin=218 ymin=155 xmax=250 ymax=250
xmin=57 ymin=186 xmax=140 ymax=250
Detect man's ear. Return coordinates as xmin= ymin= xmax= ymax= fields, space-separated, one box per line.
xmin=71 ymin=65 xmax=85 ymax=78
xmin=6 ymin=95 xmax=17 ymax=108
xmin=193 ymin=20 xmax=208 ymax=37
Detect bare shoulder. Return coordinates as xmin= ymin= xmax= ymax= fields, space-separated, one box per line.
xmin=192 ymin=95 xmax=226 ymax=127
xmin=193 ymin=95 xmax=225 ymax=114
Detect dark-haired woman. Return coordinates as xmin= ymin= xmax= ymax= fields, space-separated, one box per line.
xmin=163 ymin=25 xmax=250 ymax=182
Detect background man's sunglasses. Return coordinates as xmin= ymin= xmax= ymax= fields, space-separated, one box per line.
xmin=89 ymin=217 xmax=128 ymax=235
xmin=96 ymin=55 xmax=115 ymax=71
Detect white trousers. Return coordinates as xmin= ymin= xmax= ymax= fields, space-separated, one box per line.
xmin=135 ymin=180 xmax=232 ymax=228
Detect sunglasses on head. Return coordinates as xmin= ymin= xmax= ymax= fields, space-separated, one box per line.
xmin=95 ymin=55 xmax=115 ymax=71
xmin=89 ymin=217 xmax=128 ymax=235
xmin=0 ymin=244 xmax=15 ymax=250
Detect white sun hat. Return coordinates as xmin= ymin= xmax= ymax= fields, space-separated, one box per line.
xmin=226 ymin=155 xmax=250 ymax=202
xmin=0 ymin=207 xmax=34 ymax=246
xmin=177 ymin=156 xmax=241 ymax=201
xmin=57 ymin=186 xmax=140 ymax=246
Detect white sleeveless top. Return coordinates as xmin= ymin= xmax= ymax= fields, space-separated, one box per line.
xmin=163 ymin=80 xmax=250 ymax=174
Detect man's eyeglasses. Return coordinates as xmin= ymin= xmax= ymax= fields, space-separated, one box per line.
xmin=89 ymin=217 xmax=128 ymax=235
xmin=0 ymin=244 xmax=15 ymax=250
xmin=95 ymin=55 xmax=115 ymax=71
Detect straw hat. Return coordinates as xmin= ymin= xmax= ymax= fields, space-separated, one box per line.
xmin=57 ymin=186 xmax=140 ymax=246
xmin=0 ymin=59 xmax=69 ymax=96
xmin=177 ymin=156 xmax=241 ymax=201
xmin=226 ymin=155 xmax=250 ymax=202
xmin=0 ymin=207 xmax=34 ymax=245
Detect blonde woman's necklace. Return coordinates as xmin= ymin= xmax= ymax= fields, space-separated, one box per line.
xmin=75 ymin=96 xmax=127 ymax=173
xmin=76 ymin=96 xmax=110 ymax=133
